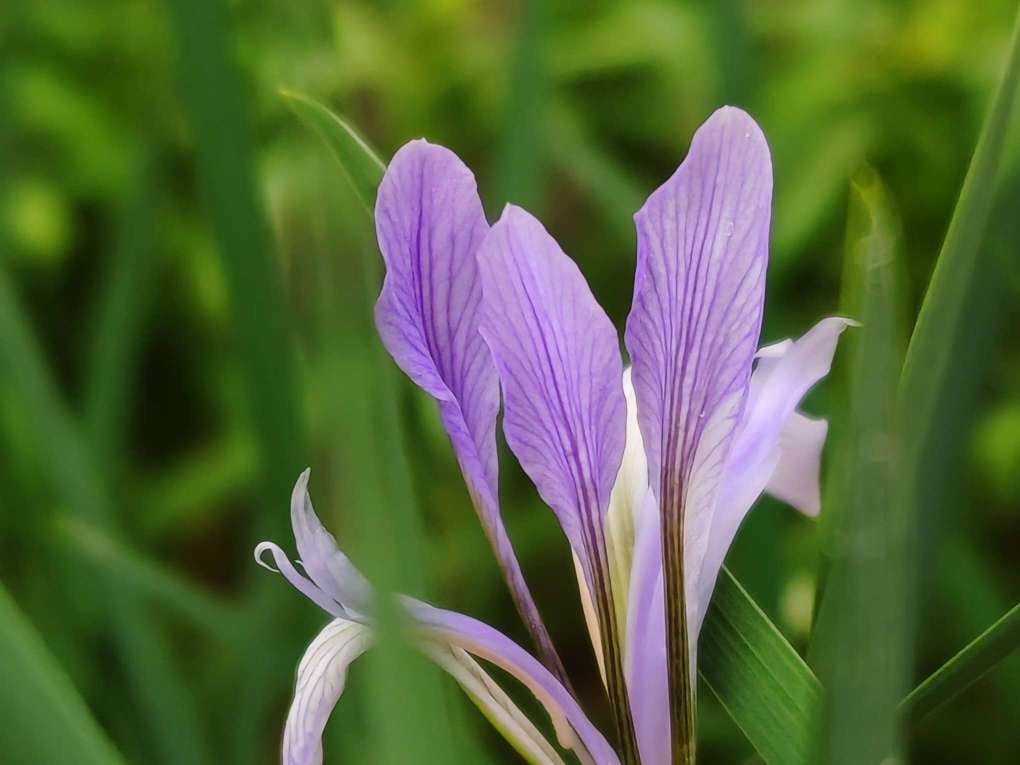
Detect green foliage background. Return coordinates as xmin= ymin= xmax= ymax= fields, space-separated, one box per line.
xmin=1 ymin=0 xmax=1018 ymax=763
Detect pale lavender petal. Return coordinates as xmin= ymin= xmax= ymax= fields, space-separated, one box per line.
xmin=766 ymin=412 xmax=827 ymax=516
xmin=624 ymin=492 xmax=668 ymax=765
xmin=422 ymin=643 xmax=566 ymax=765
xmin=374 ymin=141 xmax=563 ymax=681
xmin=254 ymin=541 xmax=346 ymax=619
xmin=692 ymin=317 xmax=852 ymax=635
xmin=476 ymin=204 xmax=626 ymax=584
xmin=624 ymin=106 xmax=772 ymax=745
xmin=409 ymin=600 xmax=620 ymax=765
xmin=282 ymin=618 xmax=373 ymax=765
xmin=290 ymin=469 xmax=370 ymax=615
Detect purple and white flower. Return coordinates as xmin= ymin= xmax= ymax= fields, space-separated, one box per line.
xmin=256 ymin=106 xmax=850 ymax=765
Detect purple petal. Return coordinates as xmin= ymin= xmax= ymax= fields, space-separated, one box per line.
xmin=624 ymin=106 xmax=772 ymax=748
xmin=374 ymin=140 xmax=498 ymax=500
xmin=624 ymin=492 xmax=668 ymax=765
xmin=692 ymin=317 xmax=852 ymax=634
xmin=476 ymin=204 xmax=626 ymax=583
xmin=290 ymin=469 xmax=370 ymax=615
xmin=767 ymin=412 xmax=827 ymax=516
xmin=282 ymin=618 xmax=373 ymax=765
xmin=409 ymin=600 xmax=620 ymax=765
xmin=374 ymin=141 xmax=564 ymax=680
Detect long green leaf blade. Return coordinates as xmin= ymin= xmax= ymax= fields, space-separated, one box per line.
xmin=281 ymin=90 xmax=385 ymax=213
xmin=0 ymin=582 xmax=125 ymax=765
xmin=897 ymin=7 xmax=1020 ymax=573
xmin=700 ymin=568 xmax=821 ymax=765
xmin=902 ymin=603 xmax=1020 ymax=723
xmin=284 ymin=91 xmax=466 ymax=764
xmin=812 ymin=168 xmax=907 ymax=763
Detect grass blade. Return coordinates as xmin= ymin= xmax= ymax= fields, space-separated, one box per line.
xmin=0 ymin=266 xmax=208 ymax=764
xmin=902 ymin=603 xmax=1020 ymax=723
xmin=0 ymin=582 xmax=126 ymax=765
xmin=699 ymin=568 xmax=821 ymax=765
xmin=83 ymin=154 xmax=157 ymax=467
xmin=281 ymin=90 xmax=385 ymax=213
xmin=812 ymin=168 xmax=907 ymax=763
xmin=285 ymin=91 xmax=467 ymax=764
xmin=897 ymin=8 xmax=1020 ymax=579
xmin=163 ymin=0 xmax=307 ymax=531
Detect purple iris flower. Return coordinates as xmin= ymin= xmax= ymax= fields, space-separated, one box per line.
xmin=256 ymin=107 xmax=850 ymax=765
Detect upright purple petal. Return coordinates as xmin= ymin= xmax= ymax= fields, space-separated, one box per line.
xmin=476 ymin=205 xmax=637 ymax=757
xmin=476 ymin=205 xmax=626 ymax=579
xmin=374 ymin=140 xmax=565 ymax=682
xmin=624 ymin=106 xmax=772 ymax=758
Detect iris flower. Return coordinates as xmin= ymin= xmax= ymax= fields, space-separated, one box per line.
xmin=256 ymin=107 xmax=850 ymax=765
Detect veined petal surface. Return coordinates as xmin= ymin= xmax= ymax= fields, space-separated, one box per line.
xmin=476 ymin=205 xmax=638 ymax=756
xmin=282 ymin=618 xmax=373 ymax=765
xmin=476 ymin=204 xmax=625 ymax=584
xmin=374 ymin=140 xmax=563 ymax=680
xmin=624 ymin=105 xmax=772 ymax=757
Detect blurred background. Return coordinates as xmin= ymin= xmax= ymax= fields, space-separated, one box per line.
xmin=1 ymin=0 xmax=1018 ymax=763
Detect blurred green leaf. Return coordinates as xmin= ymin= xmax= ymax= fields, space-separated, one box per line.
xmin=164 ymin=0 xmax=306 ymax=532
xmin=700 ymin=568 xmax=821 ymax=765
xmin=903 ymin=603 xmax=1020 ymax=724
xmin=285 ymin=89 xmax=467 ymax=765
xmin=812 ymin=168 xmax=907 ymax=763
xmin=0 ymin=581 xmax=125 ymax=765
xmin=281 ymin=90 xmax=385 ymax=213
xmin=897 ymin=9 xmax=1020 ymax=552
xmin=0 ymin=267 xmax=208 ymax=765
xmin=83 ymin=154 xmax=157 ymax=468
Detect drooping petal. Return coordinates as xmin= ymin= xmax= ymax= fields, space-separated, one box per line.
xmin=624 ymin=106 xmax=772 ymax=753
xmin=409 ymin=600 xmax=620 ymax=765
xmin=290 ymin=469 xmax=370 ymax=616
xmin=254 ymin=541 xmax=346 ymax=619
xmin=423 ymin=642 xmax=566 ymax=765
xmin=282 ymin=618 xmax=373 ymax=765
xmin=477 ymin=204 xmax=636 ymax=756
xmin=766 ymin=412 xmax=828 ymax=516
xmin=374 ymin=140 xmax=563 ymax=681
xmin=476 ymin=204 xmax=626 ymax=586
xmin=692 ymin=317 xmax=852 ymax=635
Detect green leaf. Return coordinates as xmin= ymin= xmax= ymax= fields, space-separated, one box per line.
xmin=164 ymin=0 xmax=307 ymax=536
xmin=0 ymin=582 xmax=125 ymax=765
xmin=902 ymin=603 xmax=1020 ymax=723
xmin=811 ymin=168 xmax=908 ymax=763
xmin=281 ymin=89 xmax=385 ymax=213
xmin=897 ymin=9 xmax=1020 ymax=561
xmin=0 ymin=267 xmax=208 ymax=765
xmin=700 ymin=568 xmax=821 ymax=765
xmin=283 ymin=89 xmax=467 ymax=765
xmin=287 ymin=91 xmax=824 ymax=765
